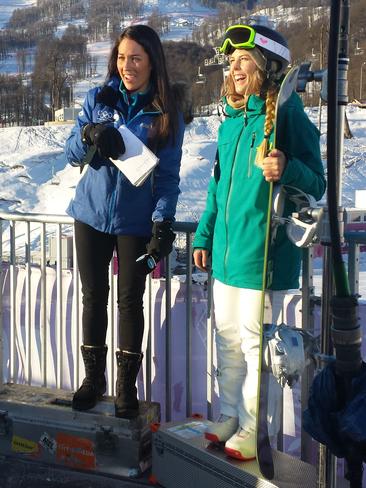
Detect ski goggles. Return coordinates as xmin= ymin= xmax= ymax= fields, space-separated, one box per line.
xmin=219 ymin=24 xmax=291 ymax=63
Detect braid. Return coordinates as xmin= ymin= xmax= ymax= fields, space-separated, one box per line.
xmin=255 ymin=88 xmax=278 ymax=167
xmin=264 ymin=90 xmax=277 ymax=137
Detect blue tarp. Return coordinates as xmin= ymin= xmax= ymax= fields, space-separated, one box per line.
xmin=303 ymin=361 xmax=366 ymax=459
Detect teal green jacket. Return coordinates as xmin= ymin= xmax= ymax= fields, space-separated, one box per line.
xmin=193 ymin=92 xmax=326 ymax=290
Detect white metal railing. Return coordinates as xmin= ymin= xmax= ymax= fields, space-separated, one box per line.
xmin=2 ymin=210 xmax=366 ymax=464
xmin=0 ymin=211 xmax=204 ymax=423
xmin=0 ymin=213 xmax=78 ymax=391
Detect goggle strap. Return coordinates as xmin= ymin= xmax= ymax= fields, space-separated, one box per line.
xmin=254 ymin=32 xmax=291 ymax=63
xmin=220 ymin=26 xmax=291 ymax=66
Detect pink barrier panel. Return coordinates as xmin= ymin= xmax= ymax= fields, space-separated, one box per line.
xmin=1 ymin=263 xmax=366 ymax=480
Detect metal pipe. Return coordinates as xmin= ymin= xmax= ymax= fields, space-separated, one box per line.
xmin=318 ymin=245 xmax=337 ymax=488
xmin=165 ymin=253 xmax=172 ymax=421
xmin=9 ymin=221 xmax=16 ymax=383
xmin=40 ymin=223 xmax=47 ymax=387
xmin=0 ymin=211 xmax=74 ymax=224
xmin=301 ymin=246 xmax=315 ymax=463
xmin=110 ymin=258 xmax=116 ymax=393
xmin=145 ymin=273 xmax=152 ymax=403
xmin=0 ymin=220 xmax=3 ymax=388
xmin=206 ymin=271 xmax=214 ymax=421
xmin=107 ymin=258 xmax=115 ymax=396
xmin=25 ymin=221 xmax=31 ymax=384
xmin=347 ymin=242 xmax=360 ymax=295
xmin=56 ymin=224 xmax=63 ymax=389
xmin=72 ymin=231 xmax=80 ymax=392
xmin=318 ymin=0 xmax=355 ymax=485
xmin=186 ymin=231 xmax=193 ymax=418
xmin=360 ymin=62 xmax=366 ymax=101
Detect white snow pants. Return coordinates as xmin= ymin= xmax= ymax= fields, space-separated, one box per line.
xmin=213 ymin=279 xmax=287 ymax=437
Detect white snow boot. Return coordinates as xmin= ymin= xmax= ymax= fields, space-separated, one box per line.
xmin=225 ymin=427 xmax=256 ymax=461
xmin=205 ymin=414 xmax=239 ymax=443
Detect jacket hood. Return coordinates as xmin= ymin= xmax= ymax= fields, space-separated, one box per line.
xmin=101 ymin=76 xmax=156 ymax=116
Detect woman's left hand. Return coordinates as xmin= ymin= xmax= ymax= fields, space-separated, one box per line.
xmin=262 ymin=148 xmax=287 ymax=182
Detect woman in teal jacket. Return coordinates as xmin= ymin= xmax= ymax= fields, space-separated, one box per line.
xmin=193 ymin=24 xmax=325 ymax=461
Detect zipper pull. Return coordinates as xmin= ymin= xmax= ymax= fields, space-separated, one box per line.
xmin=247 ymin=132 xmax=256 ymax=178
xmin=250 ymin=132 xmax=256 ymax=147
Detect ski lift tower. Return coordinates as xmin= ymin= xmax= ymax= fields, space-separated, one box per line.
xmin=195 ymin=66 xmax=206 ymax=84
xmin=203 ymin=47 xmax=228 ymax=82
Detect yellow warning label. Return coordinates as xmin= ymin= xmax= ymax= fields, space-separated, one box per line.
xmin=12 ymin=435 xmax=39 ymax=454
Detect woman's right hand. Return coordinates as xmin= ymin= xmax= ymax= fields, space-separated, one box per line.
xmin=81 ymin=123 xmax=125 ymax=160
xmin=193 ymin=249 xmax=210 ymax=272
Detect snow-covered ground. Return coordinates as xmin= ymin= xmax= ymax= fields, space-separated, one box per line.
xmin=0 ymin=116 xmax=216 ymax=220
xmin=1 ymin=106 xmax=365 ymax=220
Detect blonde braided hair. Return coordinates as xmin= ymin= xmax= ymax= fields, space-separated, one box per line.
xmin=220 ymin=50 xmax=280 ymax=167
xmin=255 ymin=88 xmax=278 ymax=167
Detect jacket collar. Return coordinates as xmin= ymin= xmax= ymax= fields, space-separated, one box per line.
xmin=106 ymin=76 xmax=159 ymax=118
xmin=223 ymin=94 xmax=266 ymax=118
xmin=118 ymin=79 xmax=154 ymax=109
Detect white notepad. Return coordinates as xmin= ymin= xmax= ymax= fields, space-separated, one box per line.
xmin=110 ymin=125 xmax=159 ymax=186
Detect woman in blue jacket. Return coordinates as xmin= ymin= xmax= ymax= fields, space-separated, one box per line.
xmin=65 ymin=25 xmax=187 ymax=418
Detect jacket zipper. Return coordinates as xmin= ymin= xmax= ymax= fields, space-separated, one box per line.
xmin=107 ymin=191 xmax=118 ymax=234
xmin=247 ymin=132 xmax=256 ymax=178
xmin=106 ymin=109 xmax=160 ymax=232
xmin=223 ymin=126 xmax=244 ymax=280
xmin=126 ymin=109 xmax=161 ymax=128
xmin=105 ymin=110 xmax=125 ymax=233
xmin=244 ymin=106 xmax=248 ymax=126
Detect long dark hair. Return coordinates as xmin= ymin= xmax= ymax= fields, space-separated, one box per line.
xmin=107 ymin=25 xmax=179 ymax=147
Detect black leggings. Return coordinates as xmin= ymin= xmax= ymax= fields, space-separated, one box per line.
xmin=74 ymin=221 xmax=149 ymax=352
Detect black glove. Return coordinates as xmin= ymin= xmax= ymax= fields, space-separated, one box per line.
xmin=136 ymin=253 xmax=158 ymax=275
xmin=81 ymin=123 xmax=125 ymax=160
xmin=146 ymin=221 xmax=176 ymax=261
xmin=96 ymin=86 xmax=120 ymax=109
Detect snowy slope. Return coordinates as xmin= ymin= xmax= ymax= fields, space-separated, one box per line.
xmin=0 ymin=117 xmax=218 ymax=220
xmin=0 ymin=0 xmax=35 ymax=28
xmin=1 ymin=106 xmax=366 ymax=218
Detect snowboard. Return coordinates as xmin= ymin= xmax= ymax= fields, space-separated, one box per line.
xmin=255 ymin=65 xmax=300 ymax=480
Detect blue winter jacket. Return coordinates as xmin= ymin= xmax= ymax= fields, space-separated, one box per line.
xmin=65 ymin=76 xmax=184 ymax=236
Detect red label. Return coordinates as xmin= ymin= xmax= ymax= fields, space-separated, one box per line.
xmin=56 ymin=433 xmax=96 ymax=470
